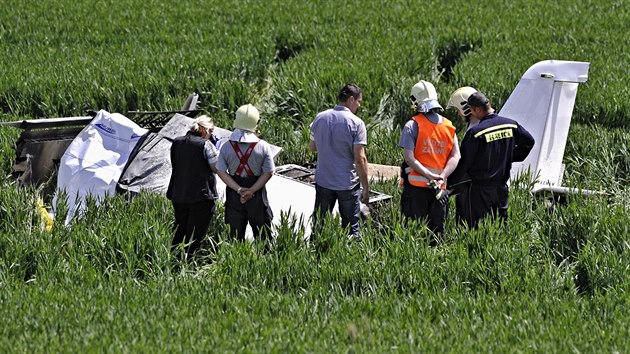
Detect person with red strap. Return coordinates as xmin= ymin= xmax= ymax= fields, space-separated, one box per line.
xmin=216 ymin=104 xmax=275 ymax=243
xmin=399 ymin=80 xmax=461 ymax=241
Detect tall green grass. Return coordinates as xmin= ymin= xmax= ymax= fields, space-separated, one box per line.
xmin=1 ymin=181 xmax=628 ymax=352
xmin=1 ymin=0 xmax=628 ymax=128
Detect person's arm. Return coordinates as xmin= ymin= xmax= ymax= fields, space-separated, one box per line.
xmin=204 ymin=141 xmax=219 ymax=173
xmin=513 ymin=125 xmax=535 ymax=162
xmin=239 ymin=172 xmax=273 ymax=201
xmin=239 ymin=143 xmax=276 ymax=201
xmin=449 ymin=132 xmax=477 ymax=184
xmin=441 ymin=136 xmax=461 ymax=179
xmin=308 ymin=122 xmax=317 ymax=152
xmin=217 ymin=170 xmax=242 ymax=194
xmin=354 ymin=144 xmax=370 ymax=204
xmin=403 ymin=149 xmax=441 ymax=181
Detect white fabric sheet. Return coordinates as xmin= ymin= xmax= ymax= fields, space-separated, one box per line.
xmin=53 ymin=110 xmax=147 ymax=225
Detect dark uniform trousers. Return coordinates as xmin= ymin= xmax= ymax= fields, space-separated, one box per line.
xmin=224 ymin=174 xmax=273 ymax=242
xmin=400 ymin=181 xmax=448 ymax=235
xmin=459 ymin=183 xmax=509 ymax=228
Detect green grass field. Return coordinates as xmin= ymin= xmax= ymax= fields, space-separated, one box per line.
xmin=1 ymin=0 xmax=629 ymax=352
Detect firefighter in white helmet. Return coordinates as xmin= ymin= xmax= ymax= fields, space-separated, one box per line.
xmin=446 ymin=86 xmax=478 ymax=224
xmin=448 ymin=91 xmax=535 ymax=228
xmin=398 ymin=80 xmax=461 ymax=241
xmin=216 ymin=104 xmax=275 ymax=245
xmin=447 ymin=86 xmax=479 ymax=129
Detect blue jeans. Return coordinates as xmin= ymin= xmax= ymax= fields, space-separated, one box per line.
xmin=313 ymin=184 xmax=361 ymax=237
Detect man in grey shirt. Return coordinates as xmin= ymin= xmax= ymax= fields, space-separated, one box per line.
xmin=309 ymin=83 xmax=370 ymax=239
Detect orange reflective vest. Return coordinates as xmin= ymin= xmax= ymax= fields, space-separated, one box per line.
xmin=406 ymin=114 xmax=455 ymax=188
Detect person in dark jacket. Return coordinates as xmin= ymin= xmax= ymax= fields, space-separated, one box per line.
xmin=449 ymin=92 xmax=535 ymax=228
xmin=446 ymin=86 xmax=479 ymax=225
xmin=167 ymin=115 xmax=219 ymax=255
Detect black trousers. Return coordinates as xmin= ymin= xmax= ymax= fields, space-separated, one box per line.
xmin=459 ymin=183 xmax=509 ymax=229
xmin=171 ymin=199 xmax=216 ymax=254
xmin=455 ymin=186 xmax=469 ymax=226
xmin=224 ymin=175 xmax=273 ymax=242
xmin=400 ymin=183 xmax=447 ymax=235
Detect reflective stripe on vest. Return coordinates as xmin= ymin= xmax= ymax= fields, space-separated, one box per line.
xmin=407 ymin=114 xmax=455 ymax=188
xmin=406 ymin=166 xmax=448 ymax=186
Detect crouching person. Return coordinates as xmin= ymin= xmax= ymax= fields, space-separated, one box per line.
xmin=167 ymin=115 xmax=219 ymax=256
xmin=216 ymin=104 xmax=275 ymax=244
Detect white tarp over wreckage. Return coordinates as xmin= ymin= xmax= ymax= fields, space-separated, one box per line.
xmin=53 ymin=110 xmax=148 ymax=225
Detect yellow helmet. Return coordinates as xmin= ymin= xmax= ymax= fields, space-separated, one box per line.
xmin=447 ymin=87 xmax=478 ymax=118
xmin=234 ymin=104 xmax=260 ymax=132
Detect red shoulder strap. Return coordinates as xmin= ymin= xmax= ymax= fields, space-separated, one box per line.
xmin=229 ymin=141 xmax=258 ymax=177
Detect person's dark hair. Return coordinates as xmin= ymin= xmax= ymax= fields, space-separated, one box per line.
xmin=467 ymin=91 xmax=490 ymax=109
xmin=338 ymin=83 xmax=362 ymax=102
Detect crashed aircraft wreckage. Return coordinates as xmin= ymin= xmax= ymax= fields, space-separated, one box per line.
xmin=0 ymin=60 xmax=595 ymax=234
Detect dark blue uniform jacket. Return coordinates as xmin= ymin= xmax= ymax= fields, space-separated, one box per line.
xmin=450 ymin=113 xmax=535 ymax=187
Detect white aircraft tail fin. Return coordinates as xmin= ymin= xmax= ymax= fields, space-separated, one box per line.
xmin=500 ymin=60 xmax=590 ymax=194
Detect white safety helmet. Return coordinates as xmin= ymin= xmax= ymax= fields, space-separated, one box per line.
xmin=234 ymin=104 xmax=260 ymax=132
xmin=410 ymin=80 xmax=443 ymax=113
xmin=447 ymin=86 xmax=478 ymax=119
